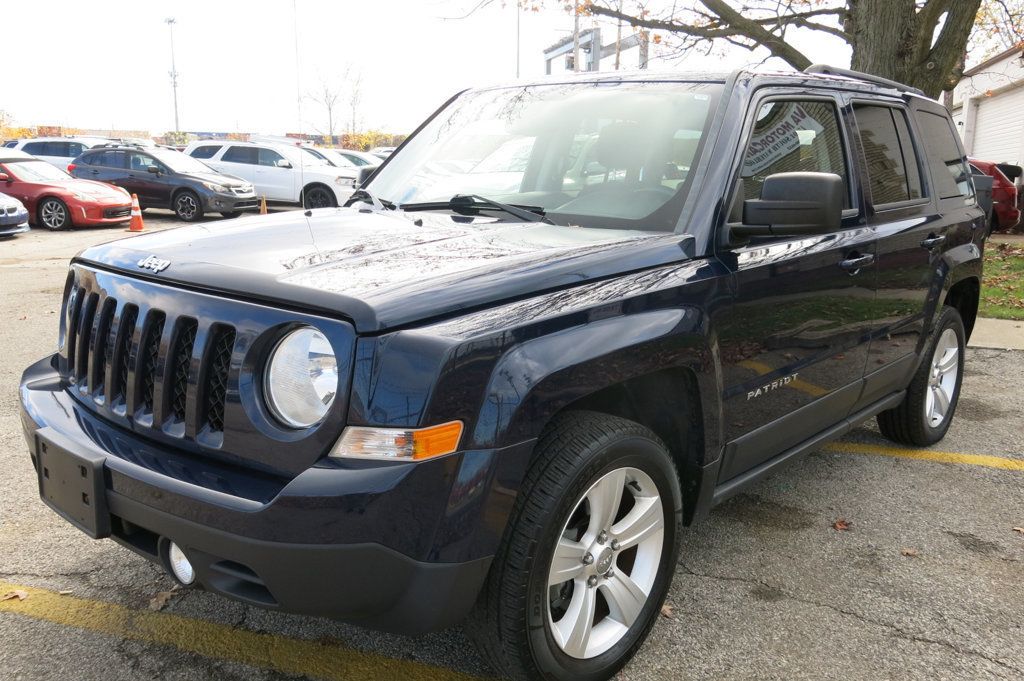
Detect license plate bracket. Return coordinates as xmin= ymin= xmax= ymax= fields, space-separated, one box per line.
xmin=36 ymin=434 xmax=110 ymax=539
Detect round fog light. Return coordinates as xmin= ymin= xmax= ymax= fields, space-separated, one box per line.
xmin=168 ymin=542 xmax=195 ymax=585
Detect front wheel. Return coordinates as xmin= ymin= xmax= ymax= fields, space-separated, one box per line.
xmin=470 ymin=411 xmax=682 ymax=681
xmin=877 ymin=305 xmax=965 ymax=446
xmin=302 ymin=184 xmax=337 ymax=209
xmin=173 ymin=190 xmax=203 ymax=222
xmin=39 ymin=198 xmax=70 ymax=230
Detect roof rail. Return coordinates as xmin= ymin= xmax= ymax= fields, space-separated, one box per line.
xmin=804 ymin=64 xmax=925 ymax=96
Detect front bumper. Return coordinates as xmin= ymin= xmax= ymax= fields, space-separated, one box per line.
xmin=71 ymin=201 xmax=133 ymax=227
xmin=202 ymin=192 xmax=259 ymax=214
xmin=0 ymin=212 xmax=29 ymax=236
xmin=20 ymin=355 xmax=531 ymax=633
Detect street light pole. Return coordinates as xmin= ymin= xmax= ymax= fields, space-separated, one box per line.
xmin=165 ymin=17 xmax=180 ymax=133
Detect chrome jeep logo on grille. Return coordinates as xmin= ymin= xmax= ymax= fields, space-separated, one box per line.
xmin=137 ymin=255 xmax=171 ymax=273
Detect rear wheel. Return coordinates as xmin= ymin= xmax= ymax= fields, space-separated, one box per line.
xmin=877 ymin=305 xmax=965 ymax=446
xmin=39 ymin=198 xmax=70 ymax=230
xmin=470 ymin=411 xmax=682 ymax=681
xmin=173 ymin=190 xmax=203 ymax=222
xmin=302 ymin=184 xmax=336 ymax=209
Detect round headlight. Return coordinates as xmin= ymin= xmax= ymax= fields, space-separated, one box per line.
xmin=264 ymin=327 xmax=338 ymax=428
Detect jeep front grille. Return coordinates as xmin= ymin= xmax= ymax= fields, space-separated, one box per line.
xmin=59 ymin=264 xmax=355 ymax=477
xmin=64 ymin=286 xmax=232 ymax=440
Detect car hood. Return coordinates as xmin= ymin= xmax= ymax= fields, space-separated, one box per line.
xmin=0 ymin=192 xmax=26 ymax=210
xmin=183 ymin=171 xmax=252 ymax=188
xmin=74 ymin=207 xmax=694 ymax=332
xmin=35 ymin=177 xmax=128 ymax=200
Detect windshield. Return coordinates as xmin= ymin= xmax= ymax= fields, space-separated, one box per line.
xmin=369 ymin=80 xmax=720 ymax=231
xmin=149 ymin=148 xmax=217 ymax=175
xmin=5 ymin=160 xmax=70 ymax=181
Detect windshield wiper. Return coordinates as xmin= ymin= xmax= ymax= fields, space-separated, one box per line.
xmin=400 ymin=194 xmax=553 ymax=224
xmin=348 ymin=187 xmax=395 ymax=210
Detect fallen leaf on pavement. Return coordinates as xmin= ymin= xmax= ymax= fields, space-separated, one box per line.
xmin=901 ymin=548 xmax=920 ymax=557
xmin=660 ymin=604 xmax=675 ymax=619
xmin=832 ymin=518 xmax=851 ymax=532
xmin=1012 ymin=527 xmax=1024 ymax=535
xmin=1 ymin=590 xmax=29 ymax=602
xmin=148 ymin=589 xmax=176 ymax=611
xmin=58 ymin=590 xmax=73 ymax=596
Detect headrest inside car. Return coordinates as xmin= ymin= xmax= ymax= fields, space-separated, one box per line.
xmin=594 ymin=122 xmax=646 ymax=170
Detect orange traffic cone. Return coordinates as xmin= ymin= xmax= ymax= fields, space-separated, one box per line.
xmin=128 ymin=194 xmax=145 ymax=232
xmin=259 ymin=196 xmax=268 ymax=215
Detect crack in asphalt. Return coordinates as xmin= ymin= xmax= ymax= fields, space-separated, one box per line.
xmin=677 ymin=560 xmax=1024 ymax=678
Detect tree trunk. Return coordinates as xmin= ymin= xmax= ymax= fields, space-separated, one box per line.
xmin=848 ymin=0 xmax=981 ymax=98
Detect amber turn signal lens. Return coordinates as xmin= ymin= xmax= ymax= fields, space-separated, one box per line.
xmin=330 ymin=421 xmax=464 ymax=461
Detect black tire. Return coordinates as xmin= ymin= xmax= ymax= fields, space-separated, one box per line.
xmin=877 ymin=305 xmax=965 ymax=446
xmin=220 ymin=211 xmax=242 ymax=219
xmin=38 ymin=197 xmax=70 ymax=230
xmin=173 ymin=190 xmax=203 ymax=222
xmin=302 ymin=184 xmax=336 ymax=209
xmin=469 ymin=411 xmax=682 ymax=681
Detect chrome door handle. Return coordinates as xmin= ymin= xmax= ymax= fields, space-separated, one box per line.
xmin=921 ymin=234 xmax=946 ymax=249
xmin=839 ymin=254 xmax=875 ymax=271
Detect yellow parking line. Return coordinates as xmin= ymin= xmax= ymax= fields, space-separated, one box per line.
xmin=825 ymin=441 xmax=1024 ymax=471
xmin=0 ymin=580 xmax=478 ymax=681
xmin=738 ymin=359 xmax=829 ymax=398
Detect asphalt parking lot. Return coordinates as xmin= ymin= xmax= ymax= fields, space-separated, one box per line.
xmin=1 ymin=213 xmax=1022 ymax=680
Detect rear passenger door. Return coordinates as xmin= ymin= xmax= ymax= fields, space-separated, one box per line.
xmin=849 ymin=98 xmax=976 ymax=406
xmin=86 ymin=150 xmax=128 ymax=188
xmin=717 ymin=93 xmax=876 ymax=481
xmin=216 ymin=146 xmax=258 ymax=186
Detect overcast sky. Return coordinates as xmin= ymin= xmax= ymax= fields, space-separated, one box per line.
xmin=3 ymin=0 xmax=855 ymax=136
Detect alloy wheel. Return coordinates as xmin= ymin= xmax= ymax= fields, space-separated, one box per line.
xmin=40 ymin=200 xmax=66 ymax=229
xmin=305 ymin=187 xmax=332 ymax=209
xmin=176 ymin=194 xmax=198 ymax=220
xmin=547 ymin=466 xmax=665 ymax=659
xmin=925 ymin=328 xmax=959 ymax=427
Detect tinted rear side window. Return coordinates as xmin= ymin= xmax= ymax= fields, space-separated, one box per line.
xmin=93 ymin=150 xmax=127 ymax=168
xmin=913 ymin=110 xmax=972 ymax=201
xmin=222 ymin=146 xmax=258 ymax=164
xmin=191 ymin=145 xmax=221 ymax=159
xmin=853 ymin=105 xmax=923 ymax=206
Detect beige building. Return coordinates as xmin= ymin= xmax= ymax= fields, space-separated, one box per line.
xmin=950 ymin=46 xmax=1024 ymax=166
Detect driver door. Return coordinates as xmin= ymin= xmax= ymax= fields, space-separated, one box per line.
xmin=716 ymin=94 xmax=877 ymax=481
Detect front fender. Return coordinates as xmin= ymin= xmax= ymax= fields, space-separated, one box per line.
xmin=470 ymin=308 xmax=718 ymax=452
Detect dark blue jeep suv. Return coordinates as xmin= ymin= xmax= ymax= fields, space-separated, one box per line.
xmin=19 ymin=65 xmax=985 ymax=680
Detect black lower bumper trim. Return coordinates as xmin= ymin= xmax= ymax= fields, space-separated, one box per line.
xmin=108 ymin=491 xmax=491 ymax=634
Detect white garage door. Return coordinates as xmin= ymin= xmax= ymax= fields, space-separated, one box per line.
xmin=972 ymin=85 xmax=1024 ymax=165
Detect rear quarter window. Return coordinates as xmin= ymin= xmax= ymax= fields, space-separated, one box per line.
xmin=190 ymin=145 xmax=222 ymax=159
xmin=913 ymin=109 xmax=973 ymax=202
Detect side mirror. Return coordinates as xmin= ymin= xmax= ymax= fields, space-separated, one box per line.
xmin=0 ymin=173 xmax=9 ymax=182
xmin=355 ymin=165 xmax=377 ymax=188
xmin=276 ymin=159 xmax=292 ymax=169
xmin=147 ymin=165 xmax=161 ymax=175
xmin=735 ymin=172 xmax=844 ymax=238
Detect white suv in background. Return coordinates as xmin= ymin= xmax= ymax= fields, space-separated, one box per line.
xmin=184 ymin=140 xmax=357 ymax=208
xmin=11 ymin=137 xmax=112 ymax=169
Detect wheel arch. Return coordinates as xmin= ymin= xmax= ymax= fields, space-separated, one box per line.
xmin=301 ymin=181 xmax=336 ymax=206
xmin=555 ymin=366 xmax=709 ymax=524
xmin=943 ymin=275 xmax=980 ymax=342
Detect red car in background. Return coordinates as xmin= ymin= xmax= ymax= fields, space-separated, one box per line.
xmin=0 ymin=149 xmax=132 ymax=230
xmin=969 ymin=158 xmax=1020 ymax=234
